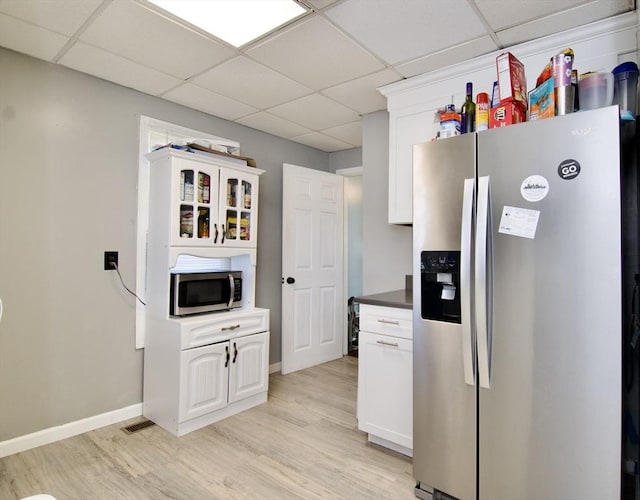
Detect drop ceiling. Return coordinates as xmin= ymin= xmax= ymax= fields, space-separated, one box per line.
xmin=0 ymin=0 xmax=635 ymax=152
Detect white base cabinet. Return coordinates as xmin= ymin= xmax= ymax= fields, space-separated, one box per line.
xmin=357 ymin=304 xmax=413 ymax=456
xmin=144 ymin=308 xmax=269 ymax=437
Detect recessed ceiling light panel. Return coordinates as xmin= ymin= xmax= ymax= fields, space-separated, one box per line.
xmin=148 ymin=0 xmax=308 ymax=47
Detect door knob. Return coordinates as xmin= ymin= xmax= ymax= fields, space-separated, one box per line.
xmin=286 ymin=277 xmax=295 ymax=284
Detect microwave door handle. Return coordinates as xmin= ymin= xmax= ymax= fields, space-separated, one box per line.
xmin=228 ymin=273 xmax=235 ymax=308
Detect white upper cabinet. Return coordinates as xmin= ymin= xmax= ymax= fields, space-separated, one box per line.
xmin=147 ymin=148 xmax=264 ymax=248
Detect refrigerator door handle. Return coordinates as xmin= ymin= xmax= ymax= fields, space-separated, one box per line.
xmin=461 ymin=177 xmax=476 ymax=387
xmin=476 ymin=175 xmax=492 ymax=389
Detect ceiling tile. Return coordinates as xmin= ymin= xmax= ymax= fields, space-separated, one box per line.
xmin=290 ymin=132 xmax=353 ymax=152
xmin=246 ymin=16 xmax=385 ymax=90
xmin=475 ymin=0 xmax=585 ymax=31
xmin=322 ymin=121 xmax=362 ymax=146
xmin=236 ymin=112 xmax=312 ymax=139
xmin=322 ymin=68 xmax=403 ymax=114
xmin=163 ymin=83 xmax=258 ymax=121
xmin=0 ymin=0 xmax=102 ymax=36
xmin=305 ymin=0 xmax=339 ymax=10
xmin=325 ymin=0 xmax=487 ymax=65
xmin=79 ymin=0 xmax=236 ymax=79
xmin=0 ymin=13 xmax=68 ymax=61
xmin=396 ymin=36 xmax=499 ymax=78
xmin=496 ymin=0 xmax=634 ymax=47
xmin=192 ymin=56 xmax=312 ymax=109
xmin=58 ymin=42 xmax=182 ymax=95
xmin=268 ymin=93 xmax=360 ymax=130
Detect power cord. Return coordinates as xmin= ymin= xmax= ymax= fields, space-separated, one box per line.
xmin=111 ymin=262 xmax=146 ymax=306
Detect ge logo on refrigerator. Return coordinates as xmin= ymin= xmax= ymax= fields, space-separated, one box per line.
xmin=558 ymin=159 xmax=581 ymax=180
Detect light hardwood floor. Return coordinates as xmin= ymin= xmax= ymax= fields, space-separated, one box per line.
xmin=0 ymin=356 xmax=415 ymax=499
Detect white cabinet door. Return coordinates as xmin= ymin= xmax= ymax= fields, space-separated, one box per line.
xmin=179 ymin=342 xmax=229 ymax=422
xmin=358 ymin=330 xmax=413 ymax=449
xmin=388 ymin=109 xmax=434 ymax=224
xmin=229 ymin=331 xmax=269 ymax=403
xmin=219 ymin=169 xmax=259 ymax=248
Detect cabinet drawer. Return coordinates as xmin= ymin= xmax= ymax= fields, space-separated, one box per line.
xmin=180 ymin=308 xmax=269 ymax=350
xmin=359 ymin=304 xmax=412 ymax=339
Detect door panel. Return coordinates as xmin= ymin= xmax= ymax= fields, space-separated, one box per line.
xmin=229 ymin=332 xmax=269 ymax=403
xmin=412 ymin=134 xmax=477 ymax=500
xmin=477 ymin=106 xmax=621 ymax=500
xmin=179 ymin=342 xmax=228 ymax=422
xmin=293 ymin=288 xmax=312 ymax=349
xmin=319 ymin=286 xmax=337 ymax=344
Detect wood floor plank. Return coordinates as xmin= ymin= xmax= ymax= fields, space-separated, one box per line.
xmin=0 ymin=357 xmax=415 ymax=499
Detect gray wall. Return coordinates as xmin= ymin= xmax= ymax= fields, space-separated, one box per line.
xmin=361 ymin=111 xmax=412 ymax=294
xmin=0 ymin=48 xmax=330 ymax=441
xmin=329 ymin=147 xmax=362 ymax=172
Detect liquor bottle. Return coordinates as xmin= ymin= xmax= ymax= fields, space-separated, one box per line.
xmin=460 ymin=82 xmax=476 ymax=134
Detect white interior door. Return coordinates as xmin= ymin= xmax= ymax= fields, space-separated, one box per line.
xmin=281 ymin=164 xmax=344 ymax=374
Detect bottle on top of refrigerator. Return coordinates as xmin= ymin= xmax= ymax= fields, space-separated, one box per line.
xmin=476 ymin=92 xmax=489 ymax=131
xmin=491 ymin=81 xmax=500 ymax=107
xmin=460 ymin=82 xmax=476 ymax=133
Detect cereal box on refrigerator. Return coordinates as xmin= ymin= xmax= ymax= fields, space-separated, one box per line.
xmin=496 ymin=52 xmax=527 ymax=108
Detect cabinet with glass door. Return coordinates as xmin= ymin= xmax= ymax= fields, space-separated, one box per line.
xmin=220 ymin=170 xmax=259 ymax=248
xmin=175 ymin=162 xmax=220 ymax=247
xmin=146 ymin=148 xmax=263 ymax=249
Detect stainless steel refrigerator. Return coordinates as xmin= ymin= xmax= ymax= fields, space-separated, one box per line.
xmin=412 ymin=105 xmax=622 ymax=500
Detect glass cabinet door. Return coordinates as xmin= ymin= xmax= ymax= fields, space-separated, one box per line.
xmin=175 ymin=165 xmax=218 ymax=246
xmin=220 ymin=172 xmax=258 ymax=247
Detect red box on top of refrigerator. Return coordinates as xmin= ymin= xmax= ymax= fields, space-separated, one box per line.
xmin=496 ymin=52 xmax=527 ymax=108
xmin=489 ymin=101 xmax=527 ymax=128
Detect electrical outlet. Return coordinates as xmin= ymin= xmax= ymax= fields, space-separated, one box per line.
xmin=104 ymin=251 xmax=118 ymax=270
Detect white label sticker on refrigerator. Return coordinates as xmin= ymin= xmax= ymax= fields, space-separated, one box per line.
xmin=498 ymin=206 xmax=540 ymax=239
xmin=520 ymin=175 xmax=549 ymax=202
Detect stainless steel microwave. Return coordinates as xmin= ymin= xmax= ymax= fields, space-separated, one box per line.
xmin=169 ymin=271 xmax=242 ymax=316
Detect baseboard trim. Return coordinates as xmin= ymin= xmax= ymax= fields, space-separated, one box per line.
xmin=0 ymin=403 xmax=142 ymax=458
xmin=269 ymin=361 xmax=281 ymax=374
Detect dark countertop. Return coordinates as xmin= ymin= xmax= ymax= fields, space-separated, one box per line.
xmin=354 ymin=289 xmax=413 ymax=310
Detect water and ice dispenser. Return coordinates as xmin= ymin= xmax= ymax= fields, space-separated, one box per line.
xmin=420 ymin=251 xmax=461 ymax=323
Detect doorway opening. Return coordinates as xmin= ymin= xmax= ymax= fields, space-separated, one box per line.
xmin=337 ymin=167 xmax=363 ymax=357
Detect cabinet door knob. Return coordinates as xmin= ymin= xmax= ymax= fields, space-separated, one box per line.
xmin=214 ymin=223 xmax=219 ymax=244
xmin=225 ymin=345 xmax=230 ymax=367
xmin=233 ymin=342 xmax=238 ymax=363
xmin=286 ymin=277 xmax=295 ymax=284
xmin=221 ymin=224 xmax=226 ymax=244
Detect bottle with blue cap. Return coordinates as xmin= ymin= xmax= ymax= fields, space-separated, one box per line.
xmin=612 ymin=61 xmax=638 ymax=121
